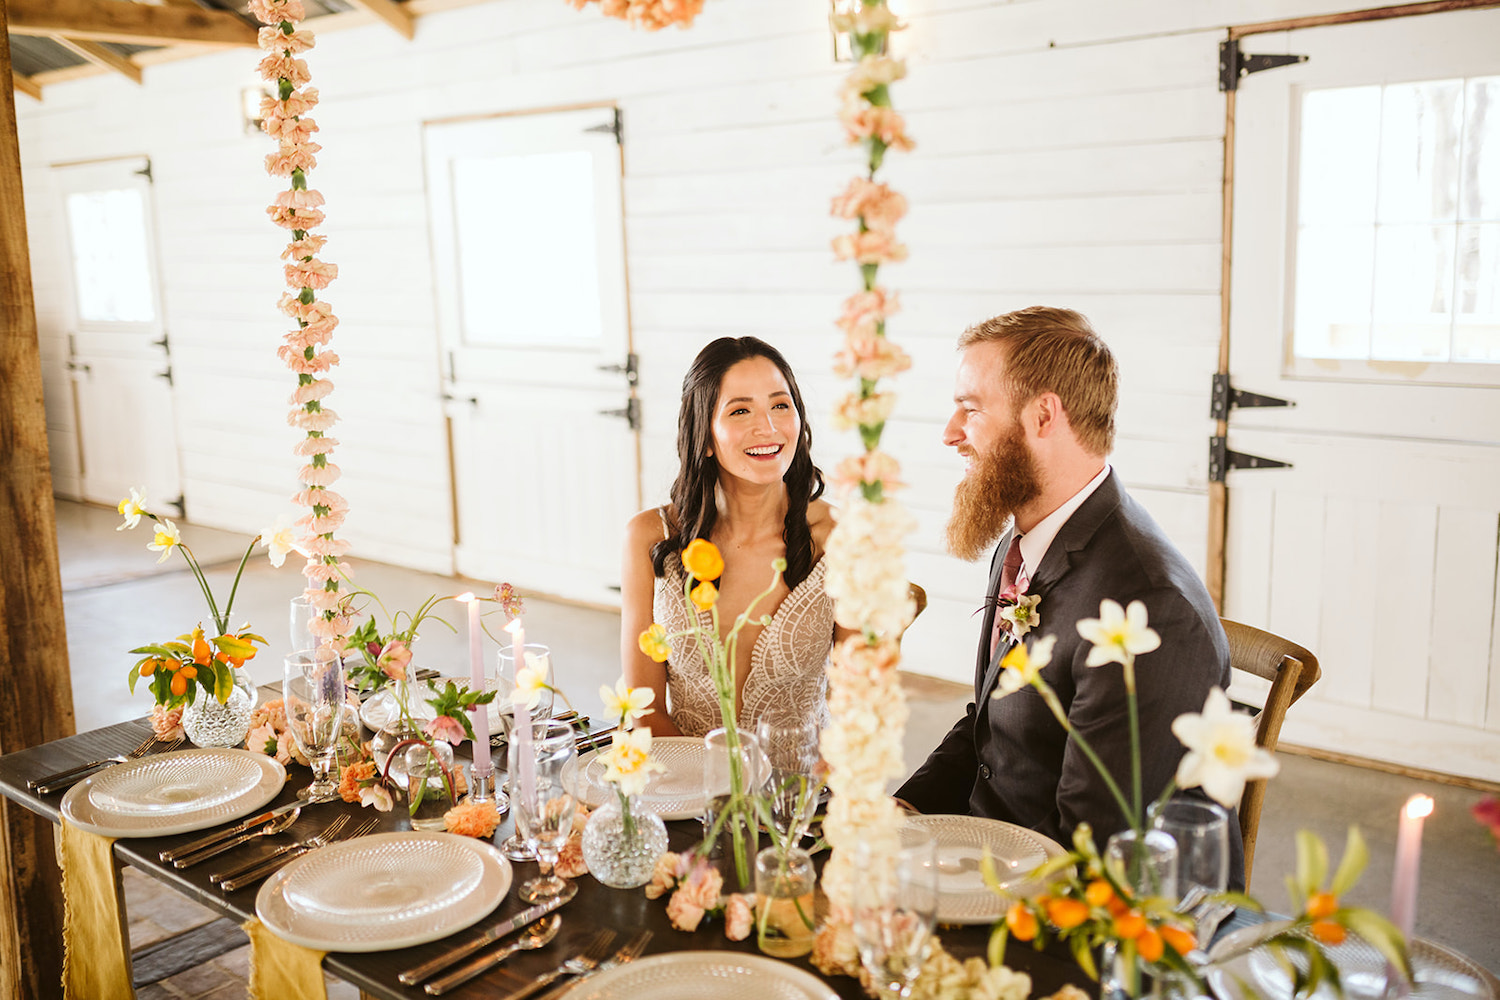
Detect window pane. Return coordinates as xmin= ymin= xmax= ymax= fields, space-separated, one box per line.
xmin=1298 ymin=86 xmax=1381 ymax=225
xmin=1293 ymin=225 xmax=1374 ymax=359
xmin=1377 ymin=80 xmax=1463 ymax=224
xmin=1370 ymin=224 xmax=1456 ymax=361
xmin=65 ymin=189 xmax=155 ymax=323
xmin=451 ymin=151 xmax=602 ymax=348
xmin=1454 ymin=222 xmax=1500 ymax=361
xmin=1460 ymin=78 xmax=1500 ymax=222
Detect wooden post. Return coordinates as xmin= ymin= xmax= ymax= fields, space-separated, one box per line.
xmin=0 ymin=1 xmax=78 ymax=995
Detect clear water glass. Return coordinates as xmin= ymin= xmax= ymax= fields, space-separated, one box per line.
xmin=756 ymin=715 xmax=822 ymax=847
xmin=852 ymin=822 xmax=939 ymax=1000
xmin=496 ymin=644 xmax=553 ymax=860
xmin=512 ymin=719 xmax=577 ymax=903
xmin=1148 ymin=798 xmax=1229 ymax=901
xmin=289 ymin=595 xmax=323 ymax=652
xmin=284 ymin=647 xmax=345 ymax=800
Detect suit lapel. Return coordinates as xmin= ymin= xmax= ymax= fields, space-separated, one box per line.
xmin=973 ymin=528 xmax=1015 ymax=699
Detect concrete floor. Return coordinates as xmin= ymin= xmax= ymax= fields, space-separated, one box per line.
xmin=55 ymin=499 xmax=1500 ymax=984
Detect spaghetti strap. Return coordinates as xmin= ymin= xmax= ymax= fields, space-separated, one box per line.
xmin=655 ymin=506 xmax=671 ymax=541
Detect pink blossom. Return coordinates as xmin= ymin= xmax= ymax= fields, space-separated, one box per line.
xmin=303 ymin=535 xmax=351 ymax=557
xmin=298 ymin=462 xmax=341 ymax=487
xmin=281 ymin=234 xmax=328 ymax=260
xmin=308 ymin=612 xmax=350 ymax=639
xmin=150 ymin=704 xmax=184 ymax=741
xmin=285 ymin=258 xmax=337 ymax=290
xmin=248 ymin=0 xmax=306 ymax=24
xmin=250 ymin=698 xmax=288 ymax=731
xmin=264 ymin=86 xmax=318 ymax=118
xmin=830 ymin=177 xmax=908 ymax=230
xmin=444 ymin=801 xmax=500 ymax=838
xmin=834 ymin=329 xmax=913 ymax=381
xmin=265 ymin=144 xmax=319 ymax=177
xmin=246 ymin=723 xmax=278 ymax=755
xmin=267 ymin=204 xmax=325 ymax=230
xmin=426 ymin=715 xmax=466 ymax=744
xmin=304 ymin=587 xmax=343 ymax=612
xmin=359 ymin=784 xmax=394 ymax=811
xmin=831 ymin=390 xmax=897 ymax=433
xmin=839 ymin=101 xmax=916 ymax=151
xmin=301 ymin=561 xmax=343 ymax=583
xmin=292 ymin=436 xmax=339 ymax=456
xmin=836 ymin=287 xmax=900 ymax=337
xmin=378 ymin=640 xmax=413 ymax=682
xmin=263 ymin=115 xmax=319 ymax=144
xmin=256 ymin=53 xmax=310 ymax=86
xmin=645 ymin=852 xmax=681 ymax=899
xmin=677 ymin=860 xmax=723 ymax=911
xmin=666 ymin=890 xmax=708 ymax=932
xmin=277 ymin=345 xmax=340 ymax=373
xmin=291 ymin=487 xmax=348 ymax=511
xmin=257 ymin=26 xmax=316 ymax=53
xmin=555 ymin=835 xmax=588 ymax=878
xmin=276 ymin=732 xmax=309 ymax=766
xmin=831 ymin=229 xmax=907 ymax=266
xmin=274 ymin=188 xmax=326 ymax=211
xmin=296 ymin=509 xmax=345 ymax=535
xmin=284 ymin=325 xmax=334 ymax=351
xmin=831 ymin=451 xmax=905 ymax=497
xmin=288 ymin=406 xmax=339 ymax=432
xmin=724 ymin=894 xmax=753 ymax=941
xmin=291 ymin=379 xmax=334 ymax=404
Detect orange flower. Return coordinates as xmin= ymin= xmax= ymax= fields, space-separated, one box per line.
xmin=1085 ymin=879 xmax=1115 ymax=909
xmin=681 ymin=538 xmax=724 ymax=582
xmin=1311 ymin=920 xmax=1347 ymax=946
xmin=1160 ymin=924 xmax=1197 ymax=956
xmin=1137 ymin=927 xmax=1164 ymax=963
xmin=1045 ymin=898 xmax=1090 ymax=930
xmin=1306 ymin=891 xmax=1338 ymax=920
xmin=1006 ymin=902 xmax=1038 ymax=941
xmin=1113 ymin=911 xmax=1147 ymax=940
xmin=690 ymin=581 xmax=719 ymax=610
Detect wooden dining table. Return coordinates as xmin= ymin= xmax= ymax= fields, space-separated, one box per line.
xmin=0 ymin=702 xmax=1096 ymax=1000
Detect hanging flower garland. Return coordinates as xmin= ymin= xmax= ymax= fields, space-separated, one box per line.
xmin=252 ymin=0 xmax=351 ymax=641
xmin=563 ymin=0 xmax=704 ymax=30
xmin=813 ymin=1 xmax=920 ymax=976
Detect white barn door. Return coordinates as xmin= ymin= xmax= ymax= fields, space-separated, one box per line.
xmin=1224 ymin=9 xmax=1500 ymax=782
xmin=425 ymin=107 xmax=639 ymax=605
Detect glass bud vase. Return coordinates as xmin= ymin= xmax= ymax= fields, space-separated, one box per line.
xmin=369 ymin=681 xmax=425 ymax=785
xmin=754 ymin=846 xmax=816 ymax=957
xmin=580 ymin=791 xmax=668 ymax=888
xmin=701 ymin=727 xmax=768 ymax=894
xmin=1101 ymin=829 xmax=1184 ymax=1000
xmin=182 ymin=668 xmax=258 ymax=748
xmin=405 ymin=741 xmax=456 ymax=831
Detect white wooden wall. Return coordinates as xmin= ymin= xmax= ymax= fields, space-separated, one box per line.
xmin=17 ymin=0 xmax=1400 ymax=686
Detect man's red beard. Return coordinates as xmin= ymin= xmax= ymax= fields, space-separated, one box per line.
xmin=945 ymin=422 xmax=1042 ymax=562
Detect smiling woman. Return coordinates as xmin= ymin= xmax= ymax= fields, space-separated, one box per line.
xmin=618 ymin=337 xmax=853 ymax=750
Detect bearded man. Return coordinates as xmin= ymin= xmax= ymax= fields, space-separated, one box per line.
xmin=896 ymin=306 xmax=1242 ymax=885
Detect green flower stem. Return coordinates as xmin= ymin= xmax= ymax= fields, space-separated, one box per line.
xmin=219 ymin=535 xmax=263 ymax=636
xmin=1124 ymin=658 xmax=1142 ymax=829
xmin=1033 ymin=679 xmax=1136 ymax=829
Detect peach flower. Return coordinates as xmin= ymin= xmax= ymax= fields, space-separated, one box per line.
xmin=359 ymin=784 xmax=393 ymax=811
xmin=831 ymin=451 xmax=905 ymax=497
xmin=265 ymin=144 xmax=320 ymax=177
xmin=288 ymin=406 xmax=339 ymax=431
xmin=666 ymin=890 xmax=708 ymax=932
xmin=444 ymin=801 xmax=501 ymax=838
xmin=830 ymin=177 xmax=908 ymax=231
xmin=284 ymin=325 xmax=335 ymax=351
xmin=836 ymin=287 xmax=901 ymax=337
xmin=554 ymin=835 xmax=588 ymax=878
xmin=724 ymin=894 xmax=753 ymax=941
xmin=292 ymin=436 xmax=339 ymax=456
xmin=150 ymin=704 xmax=184 ymax=741
xmin=267 ymin=204 xmax=325 ymax=230
xmin=302 ymin=535 xmax=351 ymax=556
xmin=645 ymin=851 xmax=682 ymax=899
xmin=258 ymin=26 xmax=315 ymax=53
xmin=285 ymin=258 xmax=337 ymax=290
xmin=248 ymin=0 xmax=306 ymax=24
xmin=300 ymin=561 xmax=344 ymax=583
xmin=275 ymin=733 xmax=309 ymax=767
xmin=842 ymin=55 xmax=907 ymax=98
xmin=274 ymin=188 xmax=326 ymax=211
xmin=308 ymin=612 xmax=351 ymax=639
xmin=811 ymin=918 xmax=863 ymax=976
xmin=834 ymin=329 xmax=913 ymax=381
xmin=292 ymin=487 xmax=348 ymax=511
xmin=281 ymin=233 xmax=328 ymax=260
xmin=831 ymin=229 xmax=908 ymax=266
xmin=246 ymin=723 xmax=278 ymax=756
xmin=277 ymin=345 xmax=339 ymax=373
xmin=295 ymin=509 xmax=345 ymax=535
xmin=839 ymin=102 xmax=915 ymax=152
xmin=676 ymin=861 xmax=723 ymax=911
xmin=339 ymin=760 xmax=376 ymax=803
xmin=291 ymin=379 xmax=334 ymax=404
xmin=263 ymin=115 xmax=320 ymax=145
xmin=298 ymin=462 xmax=341 ymax=487
xmin=831 ymin=390 xmax=897 ymax=432
xmin=256 ymin=54 xmax=311 ymax=86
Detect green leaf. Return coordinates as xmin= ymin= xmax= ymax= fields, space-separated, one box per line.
xmin=128 ymin=644 xmax=179 ymax=658
xmin=1285 ymin=874 xmax=1306 ymax=915
xmin=213 ymin=634 xmax=256 ymax=658
xmin=1069 ymin=934 xmax=1099 ymax=981
xmin=212 ymin=662 xmax=233 ymax=703
xmin=128 ymin=665 xmax=141 ymax=695
xmin=1329 ymin=826 xmax=1368 ymax=897
xmin=1295 ymin=830 xmax=1328 ymax=896
xmin=987 ymin=923 xmax=1009 ymax=969
xmin=1340 ymin=908 xmax=1413 ymax=981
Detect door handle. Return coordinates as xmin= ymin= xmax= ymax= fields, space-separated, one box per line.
xmin=597 ymin=353 xmax=638 ymax=386
xmin=599 ymin=397 xmax=640 ymax=432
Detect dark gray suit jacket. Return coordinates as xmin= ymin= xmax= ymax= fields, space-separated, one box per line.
xmin=897 ymin=471 xmax=1245 ymax=887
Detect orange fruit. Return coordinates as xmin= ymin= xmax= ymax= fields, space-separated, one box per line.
xmin=1113 ymin=911 xmax=1147 ymax=940
xmin=1046 ymin=898 xmax=1091 ymax=930
xmin=1137 ymin=927 xmax=1164 ymax=963
xmin=180 ymin=665 xmax=197 ymax=680
xmin=170 ymin=672 xmax=189 ymax=697
xmin=139 ymin=659 xmax=158 ymax=677
xmin=1311 ymin=920 xmax=1346 ymax=945
xmin=1006 ymin=903 xmax=1038 ymax=942
xmin=1306 ymin=892 xmax=1339 ymax=920
xmin=1085 ymin=880 xmax=1115 ymax=908
xmin=1107 ymin=896 xmax=1130 ymax=917
xmin=1160 ymin=925 xmax=1198 ymax=956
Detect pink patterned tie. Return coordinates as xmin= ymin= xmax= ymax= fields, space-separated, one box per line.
xmin=989 ymin=535 xmax=1025 ymax=658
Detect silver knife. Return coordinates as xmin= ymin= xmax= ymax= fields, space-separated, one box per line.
xmin=159 ymin=797 xmax=326 ymax=862
xmin=397 ymin=881 xmax=578 ymax=986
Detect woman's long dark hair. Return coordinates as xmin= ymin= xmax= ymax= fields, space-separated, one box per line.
xmin=651 ymin=337 xmax=825 ymax=590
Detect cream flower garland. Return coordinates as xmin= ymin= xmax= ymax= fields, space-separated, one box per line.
xmin=252 ymin=0 xmax=350 ymax=640
xmin=815 ymin=2 xmax=919 ymax=975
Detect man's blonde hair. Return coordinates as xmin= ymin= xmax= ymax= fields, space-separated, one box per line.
xmin=958 ymin=306 xmax=1118 ymax=455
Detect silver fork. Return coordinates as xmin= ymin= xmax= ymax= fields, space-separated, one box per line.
xmin=533 ymin=930 xmax=652 ymax=1000
xmin=29 ymin=735 xmax=185 ymax=793
xmin=217 ymin=814 xmax=373 ymax=891
xmin=497 ymin=929 xmax=617 ymax=1000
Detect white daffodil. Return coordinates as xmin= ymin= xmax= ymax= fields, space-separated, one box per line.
xmin=993 ymin=634 xmax=1056 ymax=700
xmin=1076 ymin=598 xmax=1161 ymax=667
xmin=1171 ymin=687 xmax=1280 ymax=807
xmin=511 ymin=652 xmax=550 ymax=710
xmin=116 ymin=487 xmax=148 ymax=531
xmin=599 ymin=728 xmax=666 ymax=798
xmin=260 ymin=516 xmax=298 ymax=568
xmin=147 ymin=519 xmax=182 ymax=564
xmin=599 ymin=677 xmax=655 ymax=729
xmin=999 ymin=593 xmax=1041 ymax=638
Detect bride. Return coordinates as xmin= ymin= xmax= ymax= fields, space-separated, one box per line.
xmin=620 ymin=337 xmax=854 ymax=743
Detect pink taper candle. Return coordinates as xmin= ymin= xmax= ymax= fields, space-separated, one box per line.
xmin=459 ymin=593 xmax=491 ymax=776
xmin=505 ymin=617 xmax=535 ymax=805
xmin=1390 ymin=794 xmax=1433 ymax=938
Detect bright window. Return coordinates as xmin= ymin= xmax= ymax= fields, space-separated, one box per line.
xmin=65 ymin=188 xmax=156 ymax=324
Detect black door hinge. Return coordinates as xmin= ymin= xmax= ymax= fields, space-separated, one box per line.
xmin=584 ymin=108 xmax=623 ymax=144
xmin=1219 ymin=38 xmax=1308 ymax=92
xmin=597 ymin=352 xmax=638 ymax=386
xmin=599 ymin=396 xmax=641 ymax=432
xmin=1209 ymin=435 xmax=1292 ymax=483
xmin=134 ymin=161 xmax=153 ymax=182
xmin=1209 ymin=373 xmax=1295 ymax=420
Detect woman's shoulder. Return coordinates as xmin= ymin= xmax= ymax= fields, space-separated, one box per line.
xmin=807 ymin=499 xmax=836 ymax=554
xmin=626 ymin=506 xmax=674 ymax=545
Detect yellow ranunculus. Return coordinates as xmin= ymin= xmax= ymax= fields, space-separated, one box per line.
xmin=637 ymin=623 xmax=671 ymax=663
xmin=681 ymin=538 xmax=724 ymax=582
xmin=689 ymin=580 xmax=719 ymax=611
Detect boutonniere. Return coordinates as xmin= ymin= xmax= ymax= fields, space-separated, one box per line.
xmin=997 ymin=584 xmax=1041 ymax=638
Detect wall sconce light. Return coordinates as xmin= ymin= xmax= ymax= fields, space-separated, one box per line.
xmin=241 ymin=84 xmax=272 ymax=135
xmin=829 ymin=0 xmax=908 ymax=63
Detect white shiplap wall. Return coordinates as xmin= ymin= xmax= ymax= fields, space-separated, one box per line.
xmin=17 ymin=0 xmax=1376 ymax=684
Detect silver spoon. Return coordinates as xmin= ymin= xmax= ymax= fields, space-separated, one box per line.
xmin=425 ymin=914 xmax=563 ymax=995
xmin=173 ymin=808 xmax=300 ymax=869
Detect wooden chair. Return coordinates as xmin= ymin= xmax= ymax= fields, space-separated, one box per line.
xmin=908 ymin=583 xmax=928 ymax=622
xmin=1221 ymin=618 xmax=1321 ymax=888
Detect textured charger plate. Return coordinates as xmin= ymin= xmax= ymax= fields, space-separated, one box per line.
xmin=573 ymin=952 xmax=839 ymax=1000
xmin=256 ymin=832 xmax=512 ymax=952
xmin=908 ymin=814 xmax=1069 ymax=924
xmin=567 ymin=737 xmax=710 ymax=821
xmin=1208 ymin=920 xmax=1499 ymax=1000
xmin=61 ymin=748 xmax=285 ymax=838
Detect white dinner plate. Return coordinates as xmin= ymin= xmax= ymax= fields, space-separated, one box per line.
xmin=61 ymin=748 xmax=286 ymax=839
xmin=566 ymin=737 xmax=714 ymax=821
xmin=255 ymin=832 xmax=512 ymax=952
xmin=572 ymin=952 xmax=838 ymax=1000
xmin=907 ymin=814 xmax=1069 ymax=924
xmin=1208 ymin=921 xmax=1498 ymax=1000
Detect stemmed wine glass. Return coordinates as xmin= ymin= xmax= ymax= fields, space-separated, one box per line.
xmin=852 ymin=822 xmax=939 ymax=1000
xmin=289 ymin=595 xmax=321 ymax=653
xmin=757 ymin=714 xmax=823 ymax=847
xmin=511 ymin=719 xmax=577 ymax=903
xmin=283 ymin=647 xmax=346 ymax=801
xmin=495 ymin=644 xmax=554 ymax=861
xmin=1148 ymin=798 xmax=1229 ymax=903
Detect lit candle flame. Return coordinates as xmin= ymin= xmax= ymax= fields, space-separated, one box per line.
xmin=456 ymin=591 xmax=476 ymax=603
xmin=505 ymin=618 xmax=523 ymax=636
xmin=1405 ymin=794 xmax=1434 ymax=820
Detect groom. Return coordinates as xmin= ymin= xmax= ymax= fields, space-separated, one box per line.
xmin=897 ymin=307 xmax=1242 ymax=885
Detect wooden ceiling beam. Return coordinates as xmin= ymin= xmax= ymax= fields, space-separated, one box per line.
xmin=7 ymin=0 xmax=257 ymax=47
xmin=10 ymin=73 xmax=42 ymax=101
xmin=343 ymin=0 xmax=415 ymax=39
xmin=49 ymin=35 xmax=143 ymax=85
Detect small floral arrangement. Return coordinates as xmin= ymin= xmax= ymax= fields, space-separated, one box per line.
xmin=118 ymin=488 xmax=281 ymax=709
xmin=593 ymin=677 xmax=662 ymax=842
xmin=995 ymin=586 xmax=1040 ymax=639
xmin=340 ymin=590 xmax=453 ymax=693
xmin=645 ymin=851 xmax=755 ymax=941
xmin=423 ymin=678 xmax=498 ymax=745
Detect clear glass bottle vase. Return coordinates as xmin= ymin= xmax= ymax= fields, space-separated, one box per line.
xmin=181 ymin=668 xmax=259 ymax=748
xmin=580 ymin=790 xmax=669 ymax=888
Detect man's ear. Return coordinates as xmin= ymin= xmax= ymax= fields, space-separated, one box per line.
xmin=1031 ymin=392 xmax=1069 ymax=439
